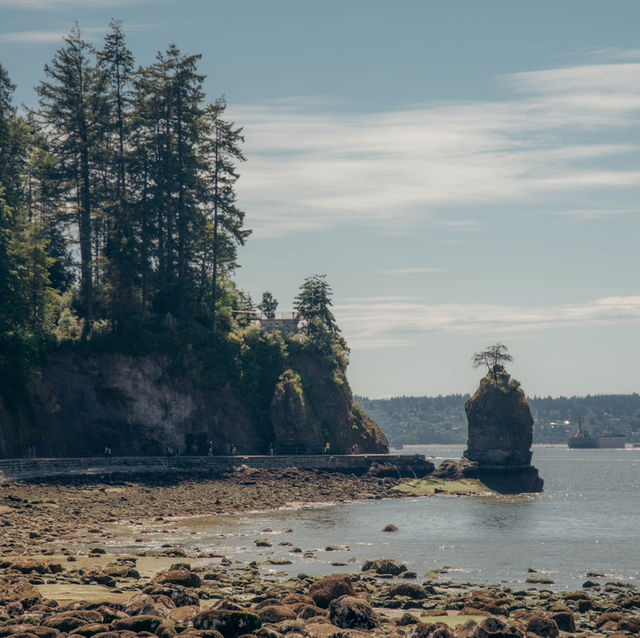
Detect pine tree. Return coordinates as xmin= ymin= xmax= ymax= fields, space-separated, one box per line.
xmin=98 ymin=20 xmax=136 ymax=323
xmin=201 ymin=98 xmax=250 ymax=325
xmin=37 ymin=23 xmax=109 ymax=329
xmin=294 ymin=275 xmax=348 ymax=362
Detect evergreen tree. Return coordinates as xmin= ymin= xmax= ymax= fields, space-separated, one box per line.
xmin=294 ymin=275 xmax=347 ymax=363
xmin=98 ymin=20 xmax=136 ymax=322
xmin=258 ymin=291 xmax=278 ymax=319
xmin=201 ymin=98 xmax=250 ymax=325
xmin=37 ymin=23 xmax=109 ymax=328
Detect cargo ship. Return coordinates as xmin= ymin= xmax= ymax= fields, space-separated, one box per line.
xmin=567 ymin=420 xmax=626 ymax=449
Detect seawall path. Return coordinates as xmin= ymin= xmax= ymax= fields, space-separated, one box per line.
xmin=0 ymin=453 xmax=430 ymax=482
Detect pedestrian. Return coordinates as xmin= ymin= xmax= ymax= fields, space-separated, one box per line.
xmin=208 ymin=441 xmax=214 ymax=456
xmin=324 ymin=441 xmax=331 ymax=454
xmin=231 ymin=443 xmax=237 ymax=455
xmin=268 ymin=442 xmax=274 ymax=456
xmin=26 ymin=446 xmax=32 ymax=459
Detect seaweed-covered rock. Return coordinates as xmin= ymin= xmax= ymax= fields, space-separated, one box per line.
xmin=328 ymin=595 xmax=379 ymax=630
xmin=308 ymin=574 xmax=356 ymax=609
xmin=361 ymin=558 xmax=407 ymax=576
xmin=192 ymin=609 xmax=262 ymax=637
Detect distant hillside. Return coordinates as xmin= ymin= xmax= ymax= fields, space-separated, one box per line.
xmin=355 ymin=393 xmax=640 ymax=445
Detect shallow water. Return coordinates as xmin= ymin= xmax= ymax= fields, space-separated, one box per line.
xmin=110 ymin=445 xmax=640 ymax=590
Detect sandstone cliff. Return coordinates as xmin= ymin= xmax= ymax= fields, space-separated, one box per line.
xmin=0 ymin=349 xmax=388 ymax=458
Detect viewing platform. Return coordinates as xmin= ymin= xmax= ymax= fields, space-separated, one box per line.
xmin=0 ymin=453 xmax=432 ymax=483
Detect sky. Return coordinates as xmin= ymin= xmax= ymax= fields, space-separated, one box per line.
xmin=1 ymin=0 xmax=640 ymax=398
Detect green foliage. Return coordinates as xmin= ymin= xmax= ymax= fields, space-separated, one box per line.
xmin=238 ymin=325 xmax=288 ymax=430
xmin=257 ymin=291 xmax=278 ymax=318
xmin=1 ymin=24 xmax=254 ymax=389
xmin=293 ymin=274 xmax=348 ymax=370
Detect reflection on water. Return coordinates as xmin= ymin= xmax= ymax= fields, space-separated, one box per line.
xmin=106 ymin=445 xmax=639 ymax=590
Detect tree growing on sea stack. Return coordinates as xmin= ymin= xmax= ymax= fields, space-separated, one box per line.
xmin=463 ymin=344 xmax=543 ymax=493
xmin=472 ymin=342 xmax=513 ymax=384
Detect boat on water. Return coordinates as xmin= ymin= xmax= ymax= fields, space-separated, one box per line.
xmin=567 ymin=420 xmax=626 ymax=449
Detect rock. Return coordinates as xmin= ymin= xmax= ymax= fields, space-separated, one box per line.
xmin=192 ymin=609 xmax=262 ymax=637
xmin=123 ymin=593 xmax=174 ymax=617
xmin=155 ymin=570 xmax=202 ymax=588
xmin=256 ymin=605 xmax=296 ymax=624
xmin=70 ymin=624 xmax=111 ymax=637
xmin=0 ymin=625 xmax=61 ymax=638
xmin=549 ymin=610 xmax=575 ymax=632
xmin=464 ymin=367 xmax=543 ymax=493
xmin=595 ymin=612 xmax=624 ymax=629
xmin=41 ymin=611 xmax=103 ymax=633
xmin=473 ymin=616 xmax=524 ymax=638
xmin=295 ymin=604 xmax=327 ymax=620
xmin=396 ymin=613 xmax=420 ymax=626
xmin=388 ymin=583 xmax=429 ymax=600
xmin=361 ymin=558 xmax=407 ymax=576
xmin=525 ymin=576 xmax=554 ymax=585
xmin=410 ymin=622 xmax=454 ymax=638
xmin=308 ymin=574 xmax=356 ymax=609
xmin=382 ymin=524 xmax=398 ymax=532
xmin=618 ymin=616 xmax=640 ymax=633
xmin=10 ymin=560 xmax=50 ymax=575
xmin=526 ymin=613 xmax=559 ymax=638
xmin=144 ymin=584 xmax=200 ymax=607
xmin=111 ymin=616 xmax=164 ymax=633
xmin=254 ymin=540 xmax=272 ymax=548
xmin=328 ymin=595 xmax=379 ymax=630
xmin=270 ymin=356 xmax=389 ymax=454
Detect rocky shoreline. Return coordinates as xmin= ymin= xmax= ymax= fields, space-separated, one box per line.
xmin=0 ymin=468 xmax=638 ymax=637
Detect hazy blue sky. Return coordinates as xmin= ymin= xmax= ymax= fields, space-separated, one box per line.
xmin=2 ymin=0 xmax=640 ymax=398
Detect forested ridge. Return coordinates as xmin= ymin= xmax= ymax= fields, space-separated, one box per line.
xmin=0 ymin=22 xmax=270 ymax=387
xmin=356 ymin=393 xmax=640 ymax=444
xmin=0 ymin=22 xmax=356 ymax=410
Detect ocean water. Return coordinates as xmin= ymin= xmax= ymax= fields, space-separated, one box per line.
xmin=114 ymin=445 xmax=640 ymax=590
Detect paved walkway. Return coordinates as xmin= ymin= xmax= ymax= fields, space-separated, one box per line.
xmin=0 ymin=453 xmax=430 ymax=482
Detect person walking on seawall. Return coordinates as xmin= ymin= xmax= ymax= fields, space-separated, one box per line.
xmin=268 ymin=442 xmax=274 ymax=456
xmin=208 ymin=440 xmax=214 ymax=456
xmin=324 ymin=441 xmax=330 ymax=454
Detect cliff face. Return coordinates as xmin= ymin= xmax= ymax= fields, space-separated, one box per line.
xmin=0 ymin=350 xmax=387 ymax=457
xmin=270 ymin=354 xmax=388 ymax=453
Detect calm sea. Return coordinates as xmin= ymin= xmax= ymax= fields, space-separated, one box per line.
xmin=116 ymin=445 xmax=640 ymax=590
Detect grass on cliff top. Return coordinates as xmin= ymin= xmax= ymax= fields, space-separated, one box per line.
xmin=393 ymin=477 xmax=493 ymax=496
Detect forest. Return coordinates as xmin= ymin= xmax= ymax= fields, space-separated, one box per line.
xmin=356 ymin=393 xmax=640 ymax=445
xmin=0 ymin=22 xmax=312 ymax=393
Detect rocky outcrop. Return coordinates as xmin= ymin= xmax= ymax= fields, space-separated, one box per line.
xmin=0 ymin=349 xmax=388 ymax=458
xmin=464 ymin=367 xmax=543 ymax=493
xmin=270 ymin=353 xmax=388 ymax=454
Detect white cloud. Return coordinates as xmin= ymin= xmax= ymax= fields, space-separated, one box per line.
xmin=0 ymin=0 xmax=144 ymax=7
xmin=231 ymin=61 xmax=640 ymax=238
xmin=375 ymin=267 xmax=444 ymax=275
xmin=0 ymin=24 xmax=151 ymax=45
xmin=558 ymin=207 xmax=640 ymax=219
xmin=0 ymin=30 xmax=67 ymax=44
xmin=334 ymin=295 xmax=640 ymax=349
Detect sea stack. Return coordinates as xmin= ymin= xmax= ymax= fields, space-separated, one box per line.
xmin=464 ymin=364 xmax=543 ymax=493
